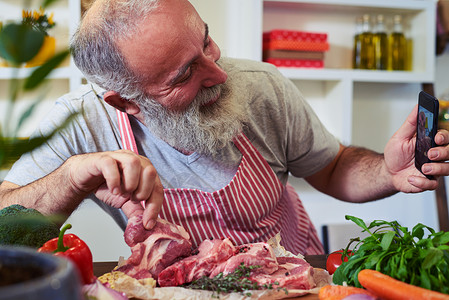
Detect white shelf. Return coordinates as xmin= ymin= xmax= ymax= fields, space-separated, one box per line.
xmin=0 ymin=0 xmax=84 ymax=91
xmin=256 ymin=0 xmax=437 ymax=143
xmin=264 ymin=0 xmax=437 ymax=10
xmin=277 ymin=68 xmax=433 ymax=83
xmin=0 ymin=67 xmax=69 ymax=79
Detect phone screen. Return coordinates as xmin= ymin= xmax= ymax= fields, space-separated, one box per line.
xmin=415 ymin=91 xmax=439 ymax=178
xmin=416 ymin=105 xmax=434 ymax=166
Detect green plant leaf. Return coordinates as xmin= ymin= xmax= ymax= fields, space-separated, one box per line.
xmin=23 ymin=49 xmax=70 ymax=90
xmin=1 ymin=112 xmax=77 ymax=167
xmin=13 ymin=97 xmax=44 ymax=136
xmin=432 ymin=231 xmax=449 ymax=246
xmin=345 ymin=215 xmax=371 ymax=234
xmin=380 ymin=231 xmax=396 ymax=251
xmin=422 ymin=248 xmax=444 ymax=269
xmin=412 ymin=223 xmax=425 ymax=239
xmin=0 ymin=23 xmax=44 ymax=64
xmin=42 ymin=0 xmax=61 ymax=8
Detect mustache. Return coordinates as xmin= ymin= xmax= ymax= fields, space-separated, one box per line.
xmin=135 ymin=80 xmax=246 ymax=156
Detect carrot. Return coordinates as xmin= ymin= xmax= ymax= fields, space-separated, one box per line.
xmin=358 ymin=269 xmax=449 ymax=300
xmin=318 ymin=285 xmax=376 ymax=300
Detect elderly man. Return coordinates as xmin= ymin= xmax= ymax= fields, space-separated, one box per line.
xmin=0 ymin=0 xmax=448 ymax=255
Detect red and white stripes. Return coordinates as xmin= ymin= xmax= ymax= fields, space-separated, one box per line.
xmin=116 ymin=109 xmax=324 ymax=255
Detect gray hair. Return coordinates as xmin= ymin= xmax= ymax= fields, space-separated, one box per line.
xmin=70 ymin=0 xmax=161 ymax=99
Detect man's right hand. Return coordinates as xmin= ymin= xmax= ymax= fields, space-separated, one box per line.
xmin=67 ymin=150 xmax=164 ymax=230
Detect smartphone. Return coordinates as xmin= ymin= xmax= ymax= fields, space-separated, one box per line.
xmin=415 ymin=91 xmax=439 ymax=179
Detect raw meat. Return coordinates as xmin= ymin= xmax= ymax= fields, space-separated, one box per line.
xmin=209 ymin=243 xmax=279 ymax=278
xmin=120 ymin=215 xmax=317 ymax=292
xmin=117 ymin=215 xmax=192 ymax=279
xmin=158 ymin=238 xmax=236 ymax=286
xmin=249 ymin=256 xmax=315 ymax=290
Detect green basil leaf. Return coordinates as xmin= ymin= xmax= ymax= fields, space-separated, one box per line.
xmin=412 ymin=223 xmax=425 ymax=239
xmin=346 ymin=215 xmax=370 ymax=233
xmin=420 ymin=270 xmax=431 ymax=289
xmin=422 ymin=248 xmax=443 ymax=269
xmin=364 ymin=252 xmax=383 ymax=269
xmin=433 ymin=232 xmax=449 ymax=246
xmin=380 ymin=231 xmax=396 ymax=251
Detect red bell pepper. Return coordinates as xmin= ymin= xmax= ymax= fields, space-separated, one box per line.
xmin=38 ymin=224 xmax=96 ymax=284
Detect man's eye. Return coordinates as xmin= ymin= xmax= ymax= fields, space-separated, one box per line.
xmin=178 ymin=69 xmax=192 ymax=83
xmin=204 ymin=37 xmax=211 ymax=50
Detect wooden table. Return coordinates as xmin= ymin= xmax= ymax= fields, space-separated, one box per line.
xmin=93 ymin=255 xmax=326 ymax=299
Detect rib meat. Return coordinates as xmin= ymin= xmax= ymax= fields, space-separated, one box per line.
xmin=158 ymin=238 xmax=236 ymax=286
xmin=117 ymin=215 xmax=192 ymax=279
xmin=249 ymin=256 xmax=315 ymax=290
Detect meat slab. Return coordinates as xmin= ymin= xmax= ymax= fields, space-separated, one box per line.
xmin=117 ymin=215 xmax=192 ymax=279
xmin=119 ymin=215 xmax=317 ymax=291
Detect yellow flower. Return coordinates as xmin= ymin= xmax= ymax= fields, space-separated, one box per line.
xmin=22 ymin=10 xmax=32 ymax=19
xmin=48 ymin=13 xmax=54 ymax=26
xmin=21 ymin=7 xmax=56 ymax=35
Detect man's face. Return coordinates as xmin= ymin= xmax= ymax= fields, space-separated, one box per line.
xmin=116 ymin=0 xmax=246 ymax=155
xmin=117 ymin=0 xmax=228 ymax=112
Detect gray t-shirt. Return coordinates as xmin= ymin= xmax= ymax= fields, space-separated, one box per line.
xmin=5 ymin=57 xmax=340 ymax=229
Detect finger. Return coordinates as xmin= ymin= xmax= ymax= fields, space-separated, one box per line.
xmin=138 ymin=165 xmax=164 ymax=229
xmin=121 ymin=200 xmax=145 ymax=220
xmin=435 ymin=129 xmax=449 ymax=146
xmin=392 ymin=105 xmax=418 ymax=141
xmin=132 ymin=162 xmax=157 ymax=201
xmin=97 ymin=155 xmax=123 ymax=195
xmin=118 ymin=155 xmax=142 ymax=194
xmin=427 ymin=145 xmax=449 ymax=162
xmin=142 ymin=179 xmax=164 ymax=230
xmin=407 ymin=175 xmax=439 ymax=191
xmin=422 ymin=161 xmax=449 ymax=177
xmin=124 ymin=161 xmax=164 ymax=230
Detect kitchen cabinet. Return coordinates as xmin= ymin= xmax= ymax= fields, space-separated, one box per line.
xmin=206 ymin=0 xmax=436 ymax=144
xmin=259 ymin=0 xmax=436 ymax=144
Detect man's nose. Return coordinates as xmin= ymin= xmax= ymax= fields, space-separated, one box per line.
xmin=201 ymin=61 xmax=228 ymax=88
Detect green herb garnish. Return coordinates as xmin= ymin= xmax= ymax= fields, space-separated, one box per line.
xmin=333 ymin=215 xmax=449 ymax=294
xmin=185 ymin=263 xmax=281 ymax=296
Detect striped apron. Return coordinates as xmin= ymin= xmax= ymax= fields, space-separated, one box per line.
xmin=116 ymin=110 xmax=324 ymax=255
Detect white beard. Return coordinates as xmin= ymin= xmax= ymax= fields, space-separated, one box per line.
xmin=134 ymin=83 xmax=247 ymax=156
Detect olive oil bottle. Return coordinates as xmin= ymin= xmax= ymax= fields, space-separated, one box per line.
xmin=360 ymin=14 xmax=375 ymax=70
xmin=373 ymin=14 xmax=388 ymax=70
xmin=388 ymin=15 xmax=406 ymax=70
xmin=352 ymin=17 xmax=363 ymax=69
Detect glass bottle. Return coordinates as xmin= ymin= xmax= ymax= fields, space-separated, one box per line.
xmin=388 ymin=14 xmax=406 ymax=70
xmin=352 ymin=16 xmax=363 ymax=69
xmin=360 ymin=14 xmax=375 ymax=70
xmin=373 ymin=14 xmax=388 ymax=70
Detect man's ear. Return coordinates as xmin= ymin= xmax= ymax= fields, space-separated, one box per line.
xmin=103 ymin=91 xmax=141 ymax=115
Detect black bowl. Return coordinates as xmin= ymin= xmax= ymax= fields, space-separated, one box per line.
xmin=0 ymin=246 xmax=82 ymax=300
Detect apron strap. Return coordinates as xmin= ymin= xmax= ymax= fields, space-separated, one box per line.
xmin=116 ymin=109 xmax=146 ymax=208
xmin=116 ymin=109 xmax=139 ymax=154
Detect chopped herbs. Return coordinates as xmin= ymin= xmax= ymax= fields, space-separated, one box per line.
xmin=185 ymin=263 xmax=280 ymax=296
xmin=333 ymin=215 xmax=449 ymax=294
